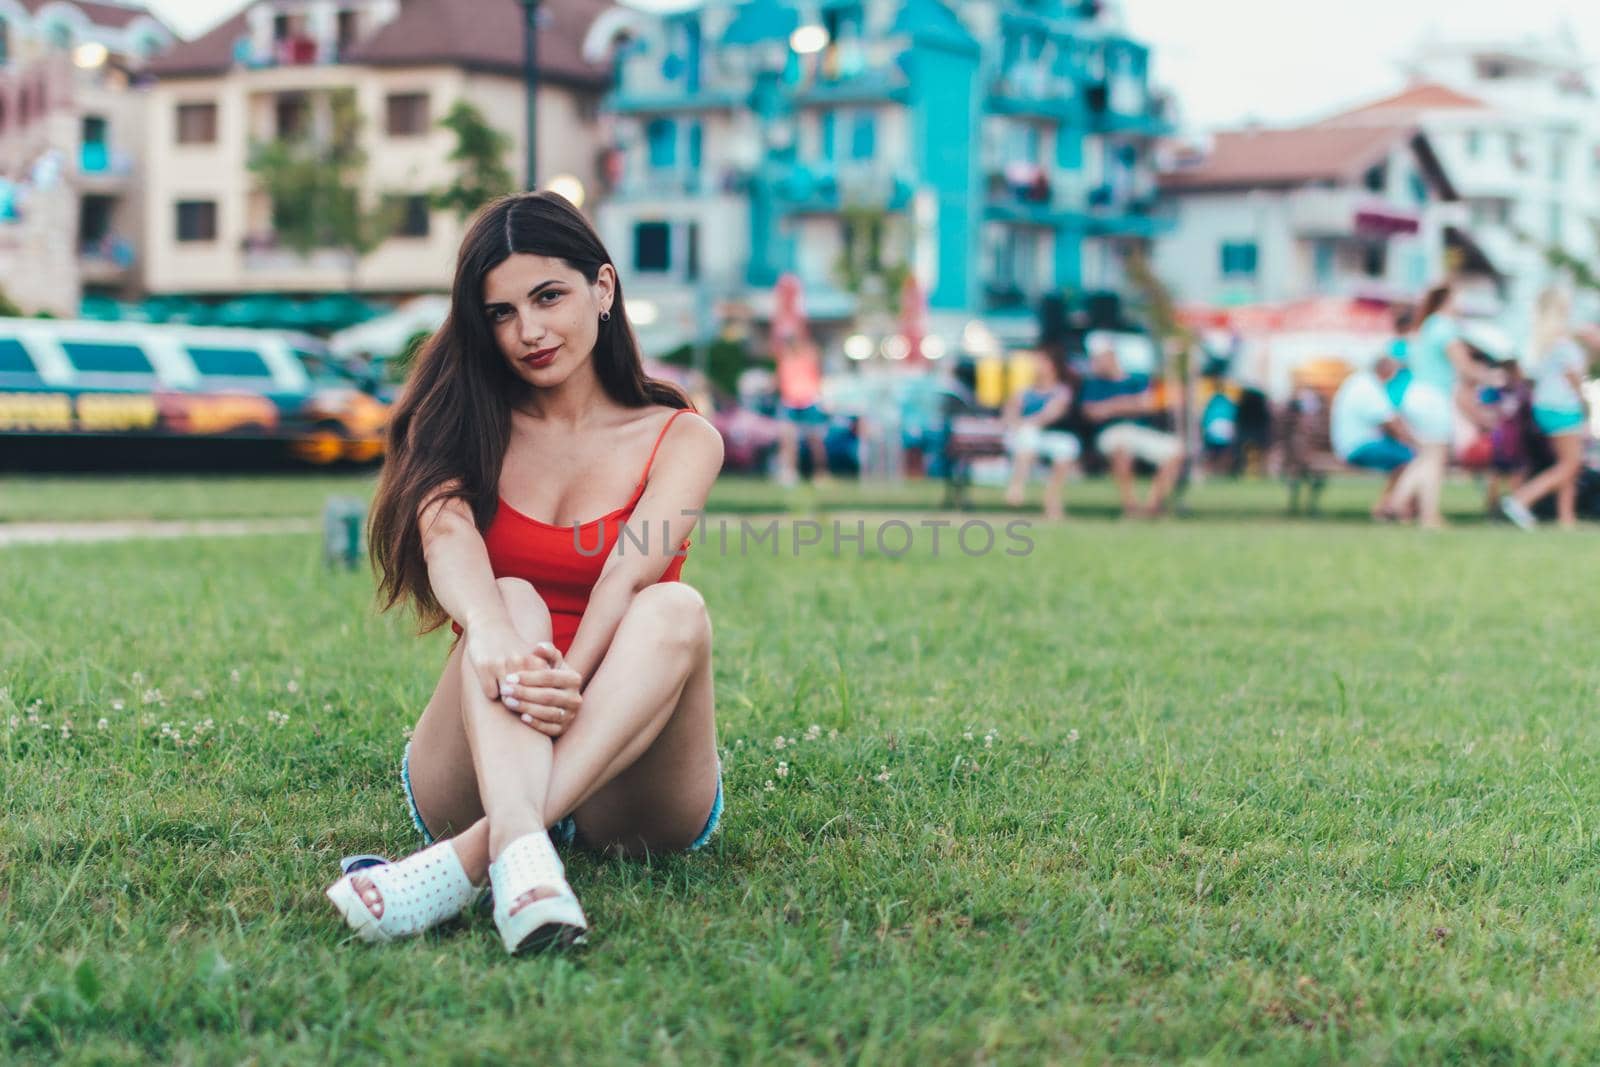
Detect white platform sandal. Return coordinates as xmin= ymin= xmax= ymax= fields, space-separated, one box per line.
xmin=488 ymin=830 xmax=588 ymax=954
xmin=325 ymin=838 xmax=480 ymax=943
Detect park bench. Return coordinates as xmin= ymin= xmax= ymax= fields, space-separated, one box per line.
xmin=1277 ymin=386 xmax=1345 ymax=515
xmin=941 ymin=412 xmax=1010 ymax=509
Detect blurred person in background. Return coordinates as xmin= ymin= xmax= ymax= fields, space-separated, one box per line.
xmin=1002 ymin=347 xmax=1079 ymax=521
xmin=1501 ymin=288 xmax=1591 ymax=530
xmin=1081 ymin=336 xmax=1186 ymax=518
xmin=1389 ymin=283 xmax=1496 ymax=529
xmin=775 ymin=336 xmax=832 ymax=487
xmin=1330 ymin=353 xmax=1418 ymax=521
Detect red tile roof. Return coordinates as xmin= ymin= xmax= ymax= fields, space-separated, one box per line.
xmin=149 ymin=0 xmax=610 ymax=87
xmin=347 ymin=0 xmax=609 ymax=86
xmin=18 ymin=0 xmax=163 ymax=31
xmin=1323 ymin=82 xmax=1489 ymax=122
xmin=1159 ymin=125 xmax=1418 ymax=191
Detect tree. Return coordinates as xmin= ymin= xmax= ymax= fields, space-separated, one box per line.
xmin=0 ymin=286 xmax=22 ymax=318
xmin=433 ymin=100 xmax=516 ymax=221
xmin=834 ymin=204 xmax=910 ymax=314
xmin=248 ymin=88 xmax=397 ymax=288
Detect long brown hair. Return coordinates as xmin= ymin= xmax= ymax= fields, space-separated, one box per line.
xmin=369 ymin=192 xmax=689 ymax=630
xmin=1417 ymin=283 xmax=1453 ymax=323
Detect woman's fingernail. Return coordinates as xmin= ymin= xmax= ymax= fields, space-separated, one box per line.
xmin=505 ymin=673 xmax=519 ymax=685
xmin=504 ymin=696 xmax=519 ymax=709
xmin=521 ymin=713 xmax=534 ymax=725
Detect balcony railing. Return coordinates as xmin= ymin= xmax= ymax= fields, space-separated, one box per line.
xmin=79 ymin=143 xmax=133 ymax=179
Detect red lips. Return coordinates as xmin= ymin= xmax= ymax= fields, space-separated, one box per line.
xmin=521 ymin=347 xmax=558 ymax=369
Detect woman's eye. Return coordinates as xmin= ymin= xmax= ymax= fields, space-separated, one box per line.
xmin=539 ymin=290 xmax=563 ymax=304
xmin=489 ymin=307 xmax=512 ymax=322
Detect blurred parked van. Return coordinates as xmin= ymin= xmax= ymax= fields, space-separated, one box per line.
xmin=0 ymin=318 xmax=388 ymax=465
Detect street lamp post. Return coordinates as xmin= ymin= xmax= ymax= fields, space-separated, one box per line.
xmin=520 ymin=0 xmax=542 ymax=191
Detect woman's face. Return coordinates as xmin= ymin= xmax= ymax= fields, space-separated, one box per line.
xmin=482 ymin=253 xmax=615 ymax=389
xmin=1032 ymin=352 xmax=1058 ymax=384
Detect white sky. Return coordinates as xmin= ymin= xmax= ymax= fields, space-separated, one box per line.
xmin=144 ymin=0 xmax=1600 ymax=130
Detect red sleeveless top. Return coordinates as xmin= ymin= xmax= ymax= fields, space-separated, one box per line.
xmin=452 ymin=408 xmax=693 ymax=654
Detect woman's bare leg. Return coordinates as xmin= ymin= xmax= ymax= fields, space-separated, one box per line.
xmin=1041 ymin=457 xmax=1073 ymax=520
xmin=402 ymin=582 xmax=718 ymax=902
xmin=1513 ymin=435 xmax=1583 ymax=526
xmin=1005 ymin=448 xmax=1037 ymax=507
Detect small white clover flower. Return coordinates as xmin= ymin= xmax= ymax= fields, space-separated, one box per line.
xmin=763 ymin=779 xmax=775 ymax=792
xmin=111 ymin=700 xmax=124 ymax=712
xmin=286 ymin=680 xmax=300 ymax=694
xmin=776 ymin=761 xmax=789 ymax=779
xmin=874 ymin=766 xmax=891 ymax=783
xmin=1067 ymin=729 xmax=1080 ymax=744
xmin=230 ymin=669 xmax=241 ymax=684
xmin=773 ymin=735 xmax=788 ymax=750
xmin=97 ymin=718 xmax=109 ymax=730
xmin=131 ymin=671 xmax=144 ymax=685
xmin=804 ymin=724 xmax=822 ymax=742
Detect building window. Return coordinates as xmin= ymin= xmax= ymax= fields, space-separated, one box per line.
xmin=1551 ymin=137 xmax=1567 ymax=181
xmin=393 ymin=194 xmax=430 ymax=238
xmin=634 ymin=221 xmax=671 ymax=272
xmin=1312 ymin=239 xmax=1336 ymax=289
xmin=1220 ymin=241 xmax=1257 ymax=278
xmin=1362 ymin=162 xmax=1387 ymax=193
xmin=849 ymin=111 xmax=876 ymax=161
xmin=176 ymin=102 xmax=218 ymax=144
xmin=176 ymin=200 xmax=218 ymax=242
xmin=687 ymin=121 xmax=703 ymax=169
xmin=336 ymin=9 xmax=359 ymax=55
xmin=385 ymin=92 xmax=430 ymax=137
xmin=646 ymin=119 xmax=676 ymax=169
xmin=819 ymin=111 xmax=836 ymax=162
xmin=46 ymin=20 xmax=72 ymax=52
xmin=1407 ymin=171 xmax=1428 ymax=205
xmin=1465 ymin=129 xmax=1481 ymax=158
xmin=1361 ymin=242 xmax=1386 ymax=279
xmin=1549 ymin=203 xmax=1563 ymax=245
xmin=276 ymin=93 xmax=309 ymax=140
xmin=686 ymin=221 xmax=700 ymax=281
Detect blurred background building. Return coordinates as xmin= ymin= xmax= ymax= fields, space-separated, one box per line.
xmin=591 ymin=0 xmax=1172 ymax=357
xmin=0 ymin=1 xmax=175 ymax=316
xmin=141 ymin=0 xmax=610 ymax=302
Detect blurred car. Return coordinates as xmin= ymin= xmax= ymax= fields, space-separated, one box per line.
xmin=0 ymin=318 xmax=388 ymax=465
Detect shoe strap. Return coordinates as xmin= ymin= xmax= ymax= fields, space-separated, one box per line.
xmin=488 ymin=831 xmax=569 ymax=901
xmin=358 ymin=838 xmax=477 ymax=936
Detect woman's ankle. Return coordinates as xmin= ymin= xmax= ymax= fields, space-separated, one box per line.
xmin=488 ymin=814 xmax=545 ymax=862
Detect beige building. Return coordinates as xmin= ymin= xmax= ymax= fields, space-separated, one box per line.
xmin=0 ymin=1 xmax=175 ymax=315
xmin=144 ymin=0 xmax=610 ymax=299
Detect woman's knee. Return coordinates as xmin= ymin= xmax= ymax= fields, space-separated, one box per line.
xmin=626 ymin=582 xmax=711 ymax=654
xmin=495 ymin=576 xmax=552 ymax=635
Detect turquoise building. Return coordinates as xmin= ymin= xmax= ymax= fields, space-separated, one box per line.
xmin=592 ymin=0 xmax=1171 ymax=355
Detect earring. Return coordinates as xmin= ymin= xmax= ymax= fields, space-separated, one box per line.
xmin=600 ymin=309 xmax=611 ymax=323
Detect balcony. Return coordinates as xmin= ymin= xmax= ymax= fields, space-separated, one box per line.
xmin=1084 ymin=187 xmax=1174 ymax=238
xmin=772 ymin=163 xmax=914 ymax=214
xmin=77 ymin=143 xmax=133 ymax=191
xmin=240 ymin=231 xmax=352 ymax=274
xmin=1287 ymin=188 xmax=1420 ymax=238
xmin=987 ymin=65 xmax=1083 ymax=122
xmin=79 ymin=234 xmax=135 ymax=284
xmin=983 ymin=164 xmax=1094 ymax=229
xmin=1084 ymin=78 xmax=1173 ymax=137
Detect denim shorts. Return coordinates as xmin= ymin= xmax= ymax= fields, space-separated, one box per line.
xmin=1345 ymin=438 xmax=1414 ymax=472
xmin=401 ymin=742 xmax=724 ymax=852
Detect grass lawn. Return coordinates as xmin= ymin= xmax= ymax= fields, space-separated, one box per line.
xmin=5 ymin=479 xmax=1600 ymax=1063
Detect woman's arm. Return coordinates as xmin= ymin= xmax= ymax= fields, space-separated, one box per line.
xmin=563 ymin=413 xmax=725 ymax=688
xmin=421 ymin=488 xmax=545 ymax=700
xmin=1022 ymin=386 xmax=1072 ymax=428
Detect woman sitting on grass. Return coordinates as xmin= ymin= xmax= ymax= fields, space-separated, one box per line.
xmin=325 ymin=192 xmax=725 ymax=954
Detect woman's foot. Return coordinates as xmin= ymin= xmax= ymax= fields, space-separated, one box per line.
xmin=326 ymin=838 xmax=480 ymax=943
xmin=488 ymin=830 xmax=588 ymax=954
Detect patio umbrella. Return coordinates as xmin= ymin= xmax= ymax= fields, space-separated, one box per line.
xmin=897 ymin=273 xmax=928 ymax=364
